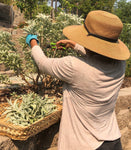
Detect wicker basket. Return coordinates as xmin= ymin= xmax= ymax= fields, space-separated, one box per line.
xmin=0 ymin=101 xmax=62 ymax=141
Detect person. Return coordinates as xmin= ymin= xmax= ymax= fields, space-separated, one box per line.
xmin=26 ymin=10 xmax=130 ymax=150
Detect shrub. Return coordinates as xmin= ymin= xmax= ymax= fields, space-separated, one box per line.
xmin=120 ymin=23 xmax=131 ymax=77
xmin=0 ymin=13 xmax=83 ymax=90
xmin=0 ymin=13 xmax=130 ymax=91
xmin=120 ymin=23 xmax=131 ymax=49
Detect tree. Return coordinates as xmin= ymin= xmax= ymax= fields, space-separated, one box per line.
xmin=76 ymin=2 xmax=79 ymax=15
xmin=14 ymin=0 xmax=38 ymax=19
xmin=0 ymin=0 xmax=12 ymax=5
xmin=50 ymin=0 xmax=55 ymax=19
xmin=37 ymin=1 xmax=51 ymax=15
xmin=58 ymin=0 xmax=116 ymax=18
xmin=78 ymin=0 xmax=116 ymax=18
xmin=113 ymin=0 xmax=131 ymax=23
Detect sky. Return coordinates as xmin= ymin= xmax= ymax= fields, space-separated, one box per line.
xmin=47 ymin=0 xmax=131 ymax=7
xmin=47 ymin=1 xmax=60 ymax=7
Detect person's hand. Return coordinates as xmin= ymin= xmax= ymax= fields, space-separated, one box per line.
xmin=26 ymin=34 xmax=39 ymax=47
xmin=56 ymin=40 xmax=76 ymax=50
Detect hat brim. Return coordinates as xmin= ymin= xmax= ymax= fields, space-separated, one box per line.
xmin=63 ymin=25 xmax=130 ymax=60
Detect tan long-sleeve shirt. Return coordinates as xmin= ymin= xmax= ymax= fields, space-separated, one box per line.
xmin=31 ymin=44 xmax=126 ymax=150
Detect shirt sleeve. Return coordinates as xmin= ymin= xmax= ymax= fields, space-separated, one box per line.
xmin=74 ymin=43 xmax=86 ymax=56
xmin=31 ymin=45 xmax=74 ymax=84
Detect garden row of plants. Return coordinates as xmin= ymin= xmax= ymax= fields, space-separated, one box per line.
xmin=0 ymin=12 xmax=131 ymax=87
xmin=0 ymin=12 xmax=83 ymax=86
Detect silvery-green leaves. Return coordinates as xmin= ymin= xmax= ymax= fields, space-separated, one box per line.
xmin=21 ymin=12 xmax=83 ymax=59
xmin=56 ymin=12 xmax=84 ymax=25
xmin=0 ymin=31 xmax=16 ymax=51
xmin=0 ymin=31 xmax=23 ymax=75
xmin=3 ymin=92 xmax=57 ymax=126
xmin=23 ymin=12 xmax=83 ymax=46
xmin=0 ymin=30 xmax=38 ymax=85
xmin=0 ymin=13 xmax=84 ymax=86
xmin=0 ymin=74 xmax=11 ymax=84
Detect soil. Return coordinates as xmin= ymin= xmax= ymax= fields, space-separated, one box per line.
xmin=121 ymin=77 xmax=131 ymax=88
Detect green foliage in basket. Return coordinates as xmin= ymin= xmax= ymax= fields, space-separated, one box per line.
xmin=3 ymin=92 xmax=57 ymax=126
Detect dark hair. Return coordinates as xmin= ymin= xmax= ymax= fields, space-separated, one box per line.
xmin=85 ymin=48 xmax=118 ymax=62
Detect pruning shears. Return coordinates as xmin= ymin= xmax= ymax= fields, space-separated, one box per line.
xmin=46 ymin=42 xmax=66 ymax=50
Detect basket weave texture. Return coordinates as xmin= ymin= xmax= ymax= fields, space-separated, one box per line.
xmin=0 ymin=101 xmax=62 ymax=141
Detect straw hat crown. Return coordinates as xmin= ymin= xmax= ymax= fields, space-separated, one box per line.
xmin=63 ymin=10 xmax=130 ymax=60
xmin=85 ymin=11 xmax=123 ymax=41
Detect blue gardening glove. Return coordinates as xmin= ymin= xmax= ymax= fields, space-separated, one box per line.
xmin=26 ymin=34 xmax=39 ymax=47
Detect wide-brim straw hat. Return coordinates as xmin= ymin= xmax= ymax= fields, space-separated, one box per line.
xmin=63 ymin=10 xmax=130 ymax=60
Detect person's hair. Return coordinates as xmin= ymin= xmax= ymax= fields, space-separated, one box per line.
xmin=85 ymin=48 xmax=118 ymax=62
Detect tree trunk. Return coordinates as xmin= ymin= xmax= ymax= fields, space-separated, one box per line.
xmin=51 ymin=0 xmax=54 ymax=19
xmin=55 ymin=0 xmax=57 ymax=13
xmin=76 ymin=2 xmax=79 ymax=15
xmin=51 ymin=0 xmax=53 ymax=7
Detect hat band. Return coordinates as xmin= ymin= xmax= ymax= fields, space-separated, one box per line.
xmin=84 ymin=23 xmax=118 ymax=43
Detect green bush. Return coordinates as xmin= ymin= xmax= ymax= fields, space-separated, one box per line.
xmin=120 ymin=23 xmax=131 ymax=77
xmin=0 ymin=32 xmax=23 ymax=75
xmin=125 ymin=57 xmax=131 ymax=77
xmin=0 ymin=13 xmax=83 ymax=87
xmin=120 ymin=23 xmax=131 ymax=49
xmin=21 ymin=12 xmax=83 ymax=59
xmin=0 ymin=12 xmax=130 ymax=89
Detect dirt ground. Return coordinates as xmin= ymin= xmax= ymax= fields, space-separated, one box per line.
xmin=121 ymin=77 xmax=131 ymax=88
